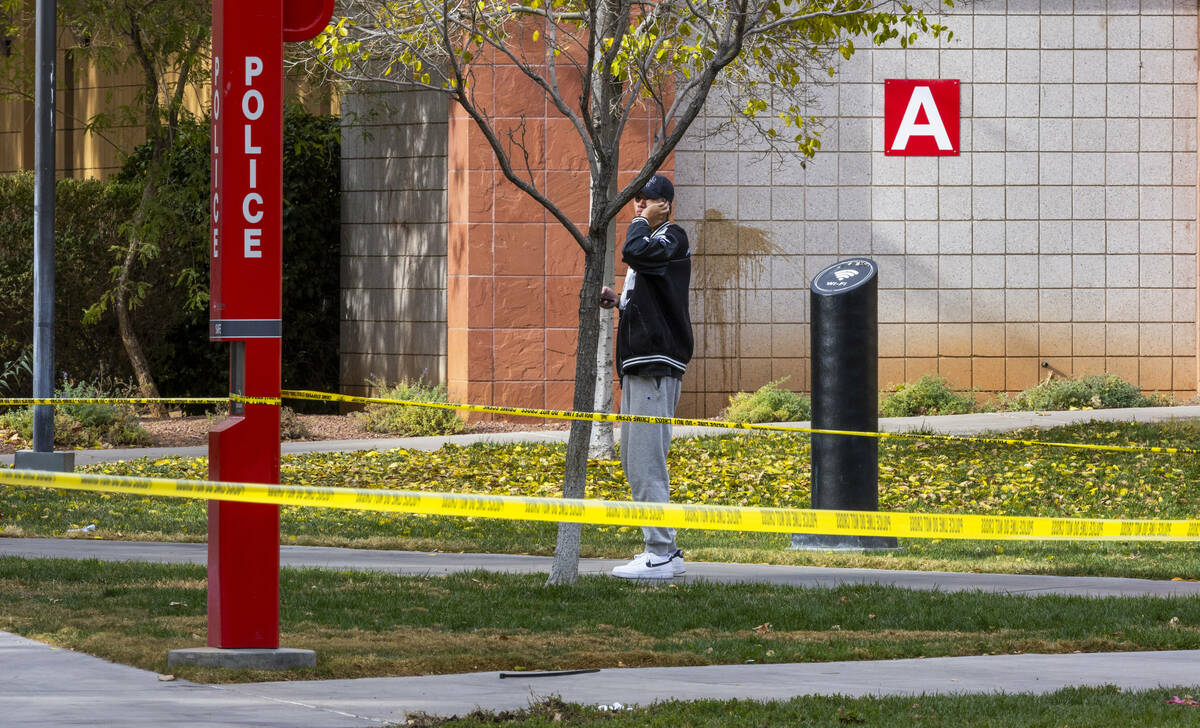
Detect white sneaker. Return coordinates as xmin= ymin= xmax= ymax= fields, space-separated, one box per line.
xmin=611 ymin=549 xmax=685 ymax=579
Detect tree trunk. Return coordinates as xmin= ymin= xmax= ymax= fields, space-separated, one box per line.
xmin=116 ymin=173 xmax=167 ymax=417
xmin=589 ymin=305 xmax=616 ymax=459
xmin=583 ymin=10 xmax=629 ymax=461
xmin=546 ymin=241 xmax=607 ymax=586
xmin=588 ymin=189 xmax=618 ymax=460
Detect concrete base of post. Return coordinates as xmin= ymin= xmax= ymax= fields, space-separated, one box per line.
xmin=13 ymin=450 xmax=74 ymax=472
xmin=167 ymin=647 xmax=316 ymax=670
xmin=789 ymin=533 xmax=899 ymax=551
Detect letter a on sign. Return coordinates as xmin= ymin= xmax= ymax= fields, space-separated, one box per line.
xmin=884 ymin=79 xmax=959 ymax=156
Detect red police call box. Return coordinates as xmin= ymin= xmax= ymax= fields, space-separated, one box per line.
xmin=208 ymin=0 xmax=285 ymax=650
xmin=284 ymin=0 xmax=335 ymax=42
xmin=206 ymin=0 xmax=332 ymax=652
xmin=210 ymin=1 xmax=283 ymax=340
xmin=883 ymin=79 xmax=960 ymax=156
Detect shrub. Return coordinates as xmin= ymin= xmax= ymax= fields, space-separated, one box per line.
xmin=114 ymin=115 xmax=221 ymax=401
xmin=721 ymin=378 xmax=811 ymax=423
xmin=879 ymin=374 xmax=976 ymax=417
xmin=358 ymin=378 xmax=466 ymax=436
xmin=0 ymin=347 xmax=32 ymax=396
xmin=0 ymin=174 xmax=141 ymax=383
xmin=279 ymin=406 xmax=310 ymax=440
xmin=0 ymin=377 xmax=151 ymax=448
xmin=116 ymin=105 xmax=342 ymax=403
xmin=0 ymin=105 xmax=340 ymax=406
xmin=999 ymin=373 xmax=1164 ymax=411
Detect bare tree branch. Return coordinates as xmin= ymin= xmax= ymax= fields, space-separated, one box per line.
xmin=296 ymin=0 xmax=954 ymax=584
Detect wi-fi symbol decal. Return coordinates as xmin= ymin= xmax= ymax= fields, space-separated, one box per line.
xmin=834 ymin=269 xmax=859 ymax=281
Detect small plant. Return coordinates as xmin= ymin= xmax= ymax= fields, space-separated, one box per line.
xmin=0 ymin=347 xmax=32 ymax=396
xmin=0 ymin=376 xmax=151 ymax=448
xmin=358 ymin=377 xmax=466 ymax=436
xmin=279 ymin=406 xmax=310 ymax=440
xmin=879 ymin=374 xmax=975 ymax=417
xmin=999 ymin=373 xmax=1165 ymax=412
xmin=721 ymin=378 xmax=811 ymax=423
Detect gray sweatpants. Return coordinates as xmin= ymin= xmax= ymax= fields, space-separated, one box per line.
xmin=620 ymin=374 xmax=682 ymax=556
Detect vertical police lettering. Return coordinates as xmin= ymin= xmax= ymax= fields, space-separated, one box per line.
xmin=242 ymin=56 xmax=263 ymax=259
xmin=210 ymin=56 xmax=220 ymax=259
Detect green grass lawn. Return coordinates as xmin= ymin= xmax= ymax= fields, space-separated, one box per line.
xmin=402 ymin=689 xmax=1200 ymax=727
xmin=3 ymin=557 xmax=1200 ymax=684
xmin=5 ymin=422 xmax=1200 ymax=724
xmin=3 ymin=420 xmax=1200 ymax=578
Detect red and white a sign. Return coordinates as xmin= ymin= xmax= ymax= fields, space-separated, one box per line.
xmin=883 ymin=79 xmax=959 ymax=156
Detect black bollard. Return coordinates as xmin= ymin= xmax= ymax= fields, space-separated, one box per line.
xmin=791 ymin=258 xmax=896 ymax=550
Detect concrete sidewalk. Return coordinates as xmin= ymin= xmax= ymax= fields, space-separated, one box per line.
xmin=4 ymin=538 xmax=1200 ymax=726
xmin=4 ymin=404 xmax=1200 ymax=466
xmin=5 ymin=628 xmax=1200 ymax=728
xmin=4 ymin=537 xmax=1200 ymax=598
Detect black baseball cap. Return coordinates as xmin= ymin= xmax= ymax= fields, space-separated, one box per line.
xmin=638 ymin=174 xmax=674 ymax=202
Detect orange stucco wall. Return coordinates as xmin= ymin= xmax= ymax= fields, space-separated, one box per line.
xmin=447 ymin=53 xmax=669 ymax=417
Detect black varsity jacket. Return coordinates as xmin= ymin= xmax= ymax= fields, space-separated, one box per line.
xmin=616 ymin=217 xmax=693 ymax=379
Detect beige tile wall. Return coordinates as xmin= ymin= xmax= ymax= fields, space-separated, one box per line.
xmin=339 ymin=86 xmax=449 ymax=397
xmin=673 ymin=0 xmax=1199 ymax=415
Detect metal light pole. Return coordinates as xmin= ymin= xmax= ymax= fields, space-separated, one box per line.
xmin=15 ymin=0 xmax=73 ymax=472
xmin=32 ymin=0 xmax=55 ymax=451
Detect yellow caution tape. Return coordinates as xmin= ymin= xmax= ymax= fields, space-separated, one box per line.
xmin=281 ymin=389 xmax=1200 ymax=457
xmin=3 ymin=467 xmax=1199 ymax=542
xmin=229 ymin=394 xmax=283 ymax=405
xmin=0 ymin=397 xmax=231 ymax=406
xmin=0 ymin=395 xmax=280 ymax=406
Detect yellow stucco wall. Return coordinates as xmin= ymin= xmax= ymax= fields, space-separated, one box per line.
xmin=1 ymin=42 xmax=334 ymax=180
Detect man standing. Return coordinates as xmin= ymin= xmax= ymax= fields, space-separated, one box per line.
xmin=600 ymin=173 xmax=693 ymax=579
